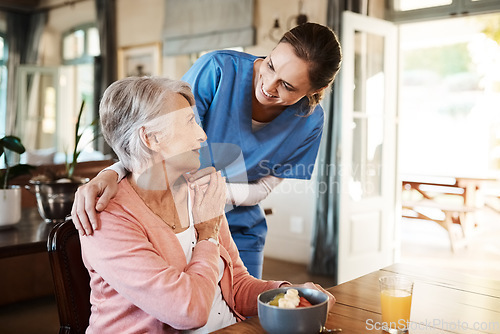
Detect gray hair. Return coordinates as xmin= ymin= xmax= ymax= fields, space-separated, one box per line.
xmin=99 ymin=76 xmax=195 ymax=172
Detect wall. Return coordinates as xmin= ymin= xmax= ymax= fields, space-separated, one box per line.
xmin=247 ymin=0 xmax=328 ymax=56
xmin=116 ymin=0 xmax=163 ymax=47
xmin=162 ymin=0 xmax=329 ymax=80
xmin=43 ymin=0 xmax=96 ymax=66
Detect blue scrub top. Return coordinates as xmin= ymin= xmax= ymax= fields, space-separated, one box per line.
xmin=182 ymin=50 xmax=324 ymax=252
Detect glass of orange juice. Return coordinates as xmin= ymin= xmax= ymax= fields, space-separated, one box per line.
xmin=379 ymin=276 xmax=413 ymax=333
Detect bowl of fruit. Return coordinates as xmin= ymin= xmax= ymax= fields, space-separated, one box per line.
xmin=257 ymin=287 xmax=329 ymax=334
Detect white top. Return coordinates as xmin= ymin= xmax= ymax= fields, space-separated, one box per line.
xmin=251 ymin=118 xmax=269 ymax=132
xmin=177 ymin=194 xmax=237 ymax=333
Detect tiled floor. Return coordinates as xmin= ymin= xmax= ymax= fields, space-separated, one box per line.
xmin=400 ymin=204 xmax=500 ymax=280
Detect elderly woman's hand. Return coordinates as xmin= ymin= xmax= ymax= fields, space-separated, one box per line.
xmin=289 ymin=282 xmax=336 ymax=312
xmin=192 ymin=170 xmax=226 ymax=241
xmin=187 ymin=166 xmax=217 ymax=185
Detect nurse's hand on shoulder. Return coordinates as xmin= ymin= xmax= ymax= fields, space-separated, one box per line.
xmin=71 ymin=170 xmax=119 ymax=236
xmin=192 ymin=170 xmax=226 ymax=241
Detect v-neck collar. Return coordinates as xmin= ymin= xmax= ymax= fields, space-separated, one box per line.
xmin=240 ymin=99 xmax=306 ymax=151
xmin=123 ymin=178 xmax=191 ymax=232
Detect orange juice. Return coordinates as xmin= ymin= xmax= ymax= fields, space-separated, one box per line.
xmin=380 ymin=289 xmax=412 ymax=329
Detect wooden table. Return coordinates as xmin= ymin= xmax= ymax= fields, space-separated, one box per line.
xmin=401 ymin=174 xmax=495 ymax=208
xmin=214 ymin=263 xmax=500 ymax=333
xmin=0 ymin=207 xmax=52 ymax=258
xmin=401 ymin=175 xmax=496 ymax=251
xmin=0 ymin=207 xmax=55 ymax=305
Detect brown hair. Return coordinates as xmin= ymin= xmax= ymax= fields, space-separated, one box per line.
xmin=279 ymin=22 xmax=342 ymax=115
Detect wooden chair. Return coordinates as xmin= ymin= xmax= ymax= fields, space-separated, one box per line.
xmin=47 ymin=219 xmax=91 ymax=334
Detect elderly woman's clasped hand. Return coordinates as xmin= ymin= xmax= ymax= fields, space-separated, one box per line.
xmin=190 ymin=168 xmax=226 ymax=242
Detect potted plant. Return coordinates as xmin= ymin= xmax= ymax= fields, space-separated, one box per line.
xmin=27 ymin=100 xmax=97 ymax=223
xmin=0 ymin=136 xmax=35 ymax=226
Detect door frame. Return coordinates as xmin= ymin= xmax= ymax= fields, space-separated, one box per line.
xmin=338 ymin=11 xmax=399 ymax=283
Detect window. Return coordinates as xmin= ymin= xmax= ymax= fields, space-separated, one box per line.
xmin=0 ymin=34 xmax=6 ymax=137
xmin=62 ymin=24 xmax=100 ymax=64
xmin=398 ymin=13 xmax=500 ymax=176
xmin=395 ymin=0 xmax=452 ymax=11
xmin=59 ymin=24 xmax=100 ymax=162
xmin=388 ymin=0 xmax=500 ymax=22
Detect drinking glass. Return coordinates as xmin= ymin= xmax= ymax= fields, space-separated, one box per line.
xmin=379 ymin=276 xmax=413 ymax=333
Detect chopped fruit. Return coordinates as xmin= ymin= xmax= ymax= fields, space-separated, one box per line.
xmin=298 ymin=296 xmax=313 ymax=308
xmin=267 ymin=289 xmax=314 ymax=308
xmin=268 ymin=293 xmax=285 ymax=306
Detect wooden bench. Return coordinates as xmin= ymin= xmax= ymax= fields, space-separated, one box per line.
xmin=402 ymin=200 xmax=475 ymax=252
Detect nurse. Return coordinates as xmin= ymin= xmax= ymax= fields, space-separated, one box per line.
xmin=71 ymin=22 xmax=342 ymax=278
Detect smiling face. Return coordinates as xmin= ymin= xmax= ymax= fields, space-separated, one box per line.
xmin=254 ymin=42 xmax=313 ymax=110
xmin=146 ymin=93 xmax=207 ymax=176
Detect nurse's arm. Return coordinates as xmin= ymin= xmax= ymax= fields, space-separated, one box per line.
xmin=226 ymin=175 xmax=283 ymax=206
xmin=71 ymin=161 xmax=126 ymax=235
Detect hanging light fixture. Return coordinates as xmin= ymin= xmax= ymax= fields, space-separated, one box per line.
xmin=268 ymin=0 xmax=308 ymax=42
xmin=289 ymin=0 xmax=308 ymax=27
xmin=269 ymin=17 xmax=283 ymax=42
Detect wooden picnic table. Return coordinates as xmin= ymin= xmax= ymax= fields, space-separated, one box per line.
xmin=401 ymin=174 xmax=496 ymax=252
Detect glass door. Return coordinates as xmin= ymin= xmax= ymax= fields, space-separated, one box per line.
xmin=338 ymin=11 xmax=398 ymax=283
xmin=16 ymin=66 xmax=59 ymax=153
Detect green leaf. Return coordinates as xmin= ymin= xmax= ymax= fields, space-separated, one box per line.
xmin=0 ymin=136 xmax=26 ymax=155
xmin=0 ymin=164 xmax=35 ymax=189
xmin=1 ymin=135 xmax=32 ymax=188
xmin=8 ymin=164 xmax=36 ymax=180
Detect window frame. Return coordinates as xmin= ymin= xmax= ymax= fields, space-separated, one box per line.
xmin=386 ymin=0 xmax=500 ymax=22
xmin=61 ymin=23 xmax=99 ymax=65
xmin=0 ymin=32 xmax=7 ymax=136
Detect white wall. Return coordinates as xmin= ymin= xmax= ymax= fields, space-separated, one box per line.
xmin=247 ymin=0 xmax=328 ymax=56
xmin=116 ymin=0 xmax=164 ymax=47
xmin=261 ymin=175 xmax=320 ymax=264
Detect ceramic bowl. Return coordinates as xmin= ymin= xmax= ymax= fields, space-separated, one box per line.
xmin=258 ymin=287 xmax=329 ymax=334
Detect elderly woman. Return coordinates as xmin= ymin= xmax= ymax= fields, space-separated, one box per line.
xmin=80 ymin=76 xmax=334 ymax=333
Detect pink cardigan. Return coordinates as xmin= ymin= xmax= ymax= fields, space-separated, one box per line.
xmin=80 ymin=178 xmax=286 ymax=333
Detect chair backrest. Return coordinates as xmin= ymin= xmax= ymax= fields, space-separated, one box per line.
xmin=47 ymin=219 xmax=91 ymax=334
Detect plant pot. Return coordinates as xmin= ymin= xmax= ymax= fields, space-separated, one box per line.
xmin=0 ymin=186 xmax=22 ymax=227
xmin=26 ymin=178 xmax=89 ymax=224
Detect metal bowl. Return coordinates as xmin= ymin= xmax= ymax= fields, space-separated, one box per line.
xmin=258 ymin=287 xmax=329 ymax=334
xmin=26 ymin=178 xmax=88 ymax=223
